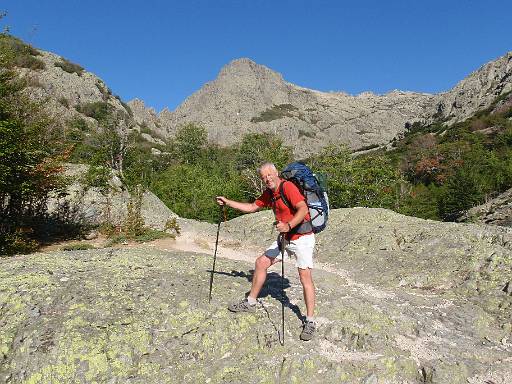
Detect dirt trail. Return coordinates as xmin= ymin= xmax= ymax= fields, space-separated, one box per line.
xmin=150 ymin=230 xmax=451 ymax=305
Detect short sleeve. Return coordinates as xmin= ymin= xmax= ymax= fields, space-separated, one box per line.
xmin=255 ymin=189 xmax=272 ymax=208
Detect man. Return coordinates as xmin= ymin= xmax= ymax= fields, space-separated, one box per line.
xmin=216 ymin=162 xmax=317 ymax=341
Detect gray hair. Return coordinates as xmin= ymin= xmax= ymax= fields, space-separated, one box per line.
xmin=257 ymin=162 xmax=278 ymax=174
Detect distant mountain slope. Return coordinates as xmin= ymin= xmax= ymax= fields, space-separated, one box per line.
xmin=15 ymin=33 xmax=512 ymax=156
xmin=157 ymin=58 xmax=438 ymax=157
xmin=131 ymin=52 xmax=512 ymax=156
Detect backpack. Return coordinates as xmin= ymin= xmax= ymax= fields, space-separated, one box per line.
xmin=278 ymin=162 xmax=329 ymax=234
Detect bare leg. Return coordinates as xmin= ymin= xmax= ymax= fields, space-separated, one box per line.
xmin=298 ymin=267 xmax=315 ymax=317
xmin=248 ymin=255 xmax=279 ymax=299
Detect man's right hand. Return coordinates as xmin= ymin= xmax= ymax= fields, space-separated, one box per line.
xmin=216 ymin=196 xmax=228 ymax=206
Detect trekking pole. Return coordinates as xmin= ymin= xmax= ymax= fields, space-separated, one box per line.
xmin=209 ymin=204 xmax=226 ymax=303
xmin=279 ymin=232 xmax=286 ymax=346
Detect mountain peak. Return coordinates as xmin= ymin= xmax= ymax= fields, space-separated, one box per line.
xmin=218 ymin=58 xmax=284 ymax=83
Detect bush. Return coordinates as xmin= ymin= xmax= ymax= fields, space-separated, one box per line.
xmin=58 ymin=97 xmax=70 ymax=108
xmin=152 ymin=164 xmax=244 ymax=222
xmin=61 ymin=243 xmax=95 ymax=251
xmin=13 ymin=54 xmax=45 ymax=70
xmin=235 ymin=133 xmax=292 ymax=172
xmin=75 ymin=101 xmax=113 ymax=122
xmin=0 ymin=34 xmax=45 ymax=70
xmin=250 ymin=104 xmax=298 ymax=123
xmin=298 ymin=129 xmax=315 ymax=138
xmin=311 ymin=145 xmax=402 ymax=209
xmin=134 ymin=230 xmax=172 ymax=243
xmin=120 ymin=100 xmax=133 ymax=117
xmin=83 ymin=165 xmax=111 ymax=193
xmin=173 ymin=123 xmax=208 ymax=165
xmin=54 ymin=58 xmax=84 ymax=75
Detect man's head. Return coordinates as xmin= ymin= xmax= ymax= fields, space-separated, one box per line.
xmin=258 ymin=162 xmax=280 ymax=191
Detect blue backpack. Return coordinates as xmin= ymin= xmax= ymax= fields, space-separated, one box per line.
xmin=279 ymin=162 xmax=329 ymax=234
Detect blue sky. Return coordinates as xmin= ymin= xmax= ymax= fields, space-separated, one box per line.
xmin=4 ymin=1 xmax=512 ymax=112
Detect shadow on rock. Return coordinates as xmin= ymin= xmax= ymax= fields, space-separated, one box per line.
xmin=208 ymin=268 xmax=304 ymax=322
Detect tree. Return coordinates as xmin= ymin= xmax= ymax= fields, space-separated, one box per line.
xmin=0 ymin=35 xmax=65 ymax=253
xmin=311 ymin=145 xmax=402 ymax=209
xmin=174 ymin=123 xmax=208 ymax=165
xmin=236 ymin=132 xmax=292 ymax=171
xmin=151 ymin=163 xmax=244 ymax=222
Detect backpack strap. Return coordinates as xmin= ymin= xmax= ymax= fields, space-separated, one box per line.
xmin=277 ymin=181 xmax=313 ymax=234
xmin=278 ymin=181 xmax=292 ymax=210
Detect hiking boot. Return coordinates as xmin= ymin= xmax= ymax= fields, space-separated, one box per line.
xmin=300 ymin=320 xmax=316 ymax=341
xmin=228 ymin=298 xmax=256 ymax=313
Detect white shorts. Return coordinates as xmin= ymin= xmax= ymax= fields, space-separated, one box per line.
xmin=264 ymin=233 xmax=315 ymax=269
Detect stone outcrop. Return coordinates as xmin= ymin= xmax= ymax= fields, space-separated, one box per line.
xmin=1 ymin=208 xmax=511 ymax=383
xmin=459 ymin=187 xmax=512 ymax=227
xmin=46 ymin=164 xmax=177 ymax=230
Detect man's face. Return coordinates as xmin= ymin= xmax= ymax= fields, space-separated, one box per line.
xmin=259 ymin=166 xmax=280 ymax=191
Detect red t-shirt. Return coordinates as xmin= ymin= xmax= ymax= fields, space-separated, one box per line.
xmin=255 ymin=179 xmax=311 ymax=240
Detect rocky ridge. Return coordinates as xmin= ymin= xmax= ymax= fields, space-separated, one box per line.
xmin=1 ymin=208 xmax=511 ymax=383
xmin=137 ymin=53 xmax=512 ymax=156
xmin=19 ymin=42 xmax=512 ymax=156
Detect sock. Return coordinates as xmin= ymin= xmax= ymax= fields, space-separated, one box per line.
xmin=247 ymin=296 xmax=257 ymax=305
xmin=306 ymin=316 xmax=315 ymax=323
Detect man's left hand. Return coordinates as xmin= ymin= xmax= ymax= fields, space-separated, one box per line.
xmin=276 ymin=221 xmax=291 ymax=233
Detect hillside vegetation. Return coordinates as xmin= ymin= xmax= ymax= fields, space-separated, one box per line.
xmin=1 ymin=30 xmax=511 ymax=254
xmin=144 ymin=91 xmax=512 ymax=225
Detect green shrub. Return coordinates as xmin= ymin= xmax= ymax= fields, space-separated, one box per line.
xmin=152 ymin=164 xmax=245 ymax=222
xmin=134 ymin=230 xmax=172 ymax=243
xmin=120 ymin=100 xmax=133 ymax=117
xmin=123 ymin=188 xmax=145 ymax=238
xmin=75 ymin=101 xmax=113 ymax=122
xmin=104 ymin=234 xmax=127 ymax=247
xmin=0 ymin=50 xmax=64 ymax=254
xmin=173 ymin=123 xmax=208 ymax=165
xmin=83 ymin=166 xmax=111 ymax=193
xmin=251 ymin=104 xmax=298 ymax=123
xmin=54 ymin=58 xmax=84 ymax=75
xmin=1 ymin=231 xmax=39 ymax=256
xmin=0 ymin=34 xmax=45 ymax=70
xmin=14 ymin=54 xmax=45 ymax=70
xmin=165 ymin=217 xmax=181 ymax=235
xmin=96 ymin=82 xmax=112 ymax=100
xmin=61 ymin=243 xmax=95 ymax=251
xmin=98 ymin=222 xmax=118 ymax=237
xmin=235 ymin=133 xmax=292 ymax=171
xmin=356 ymin=143 xmax=380 ymax=152
xmin=58 ymin=97 xmax=70 ymax=108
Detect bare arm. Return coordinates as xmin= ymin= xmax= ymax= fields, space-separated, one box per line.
xmin=275 ymin=200 xmax=309 ymax=233
xmin=216 ymin=196 xmax=260 ymax=213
